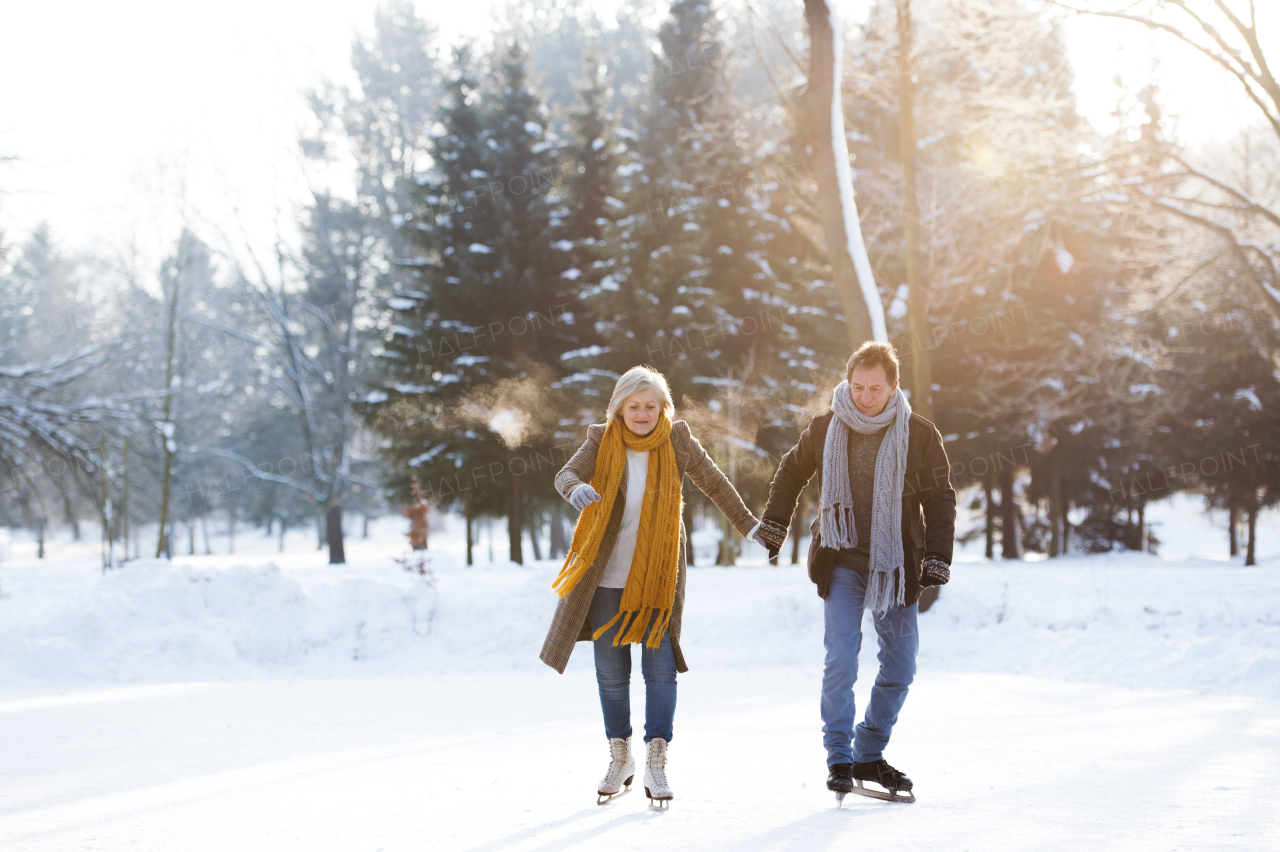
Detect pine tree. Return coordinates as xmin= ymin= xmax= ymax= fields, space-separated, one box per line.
xmin=555 ymin=45 xmax=618 ymax=408
xmin=303 ymin=0 xmax=440 ymax=260
xmin=1155 ymin=267 xmax=1280 ymax=564
xmin=843 ymin=0 xmax=1156 ymax=556
xmin=367 ymin=41 xmax=576 ymax=564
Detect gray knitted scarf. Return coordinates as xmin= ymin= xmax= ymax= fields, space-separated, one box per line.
xmin=820 ymin=381 xmax=912 ymax=614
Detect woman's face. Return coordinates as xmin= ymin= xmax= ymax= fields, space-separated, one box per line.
xmin=620 ymin=389 xmax=662 ymax=436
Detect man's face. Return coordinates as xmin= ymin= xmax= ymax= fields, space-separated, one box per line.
xmin=849 ymin=363 xmax=898 ymax=417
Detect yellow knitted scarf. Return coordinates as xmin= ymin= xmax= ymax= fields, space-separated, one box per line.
xmin=551 ymin=414 xmax=683 ymax=648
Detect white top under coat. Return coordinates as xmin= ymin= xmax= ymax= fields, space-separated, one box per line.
xmin=599 ymin=448 xmax=650 ymax=588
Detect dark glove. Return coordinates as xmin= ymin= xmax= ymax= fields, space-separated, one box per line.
xmin=752 ymin=519 xmax=788 ymax=559
xmin=920 ymin=554 xmax=951 ymax=587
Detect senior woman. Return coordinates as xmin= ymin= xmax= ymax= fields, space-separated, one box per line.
xmin=540 ymin=365 xmax=759 ymax=810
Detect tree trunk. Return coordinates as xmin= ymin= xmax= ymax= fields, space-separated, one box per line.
xmin=188 ymin=521 xmax=195 ymax=555
xmin=803 ymin=0 xmax=886 ymax=347
xmin=98 ymin=439 xmax=110 ymax=569
xmin=528 ymin=509 xmax=543 ymax=561
xmin=549 ymin=503 xmax=567 ymax=559
xmin=508 ymin=479 xmax=524 ymax=565
xmin=918 ymin=585 xmax=939 ymax=613
xmin=717 ymin=511 xmax=736 ymax=566
xmin=317 ymin=515 xmax=325 ymax=550
xmin=465 ymin=500 xmax=474 ymax=567
xmin=1048 ymin=445 xmax=1063 ymax=558
xmin=278 ymin=520 xmax=288 ymax=553
xmin=896 ymin=0 xmax=931 ymax=420
xmin=61 ymin=487 xmax=80 ymax=542
xmin=984 ymin=472 xmax=996 ymax=559
xmin=155 ymin=237 xmax=183 ymax=560
xmin=120 ymin=435 xmax=129 ymax=556
xmin=1245 ymin=503 xmax=1258 ymax=567
xmin=326 ymin=504 xmax=346 ymax=564
xmin=35 ymin=517 xmax=45 ymax=560
xmin=1229 ymin=504 xmax=1239 ymax=556
xmin=999 ymin=464 xmax=1021 ymax=560
xmin=1136 ymin=501 xmax=1146 ymax=552
xmin=202 ymin=514 xmax=211 ymax=555
xmin=1062 ymin=501 xmax=1072 ymax=554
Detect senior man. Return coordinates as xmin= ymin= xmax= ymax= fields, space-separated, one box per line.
xmin=751 ymin=341 xmax=956 ymax=804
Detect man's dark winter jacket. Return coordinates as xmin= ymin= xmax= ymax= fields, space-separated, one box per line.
xmin=762 ymin=409 xmax=957 ymax=604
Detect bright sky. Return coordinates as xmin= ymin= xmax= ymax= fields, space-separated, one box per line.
xmin=0 ymin=0 xmax=1268 ymax=278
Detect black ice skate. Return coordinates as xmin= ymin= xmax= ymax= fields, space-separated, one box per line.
xmin=845 ymin=759 xmax=915 ymax=804
xmin=827 ymin=763 xmax=856 ymax=804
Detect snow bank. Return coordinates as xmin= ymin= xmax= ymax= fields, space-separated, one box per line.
xmin=920 ymin=553 xmax=1280 ymax=697
xmin=1 ymin=549 xmax=1277 ymax=699
xmin=679 ymin=553 xmax=1280 ymax=699
xmin=0 ymin=559 xmax=439 ymax=682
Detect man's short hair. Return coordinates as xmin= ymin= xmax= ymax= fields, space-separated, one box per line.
xmin=846 ymin=341 xmax=899 ymax=385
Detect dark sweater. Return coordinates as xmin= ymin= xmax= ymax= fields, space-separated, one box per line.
xmin=836 ymin=426 xmax=888 ymax=575
xmin=762 ymin=410 xmax=957 ymax=603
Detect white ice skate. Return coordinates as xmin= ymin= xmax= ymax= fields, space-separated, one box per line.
xmin=643 ymin=738 xmax=673 ymax=810
xmin=597 ymin=737 xmax=635 ymax=805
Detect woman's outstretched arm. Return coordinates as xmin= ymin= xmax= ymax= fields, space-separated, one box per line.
xmin=555 ymin=424 xmax=605 ymax=502
xmin=679 ymin=423 xmax=758 ymax=538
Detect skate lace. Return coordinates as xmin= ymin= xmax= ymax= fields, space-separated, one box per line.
xmin=603 ymin=739 xmax=629 ymax=786
xmin=874 ymin=760 xmax=905 ymax=786
xmin=646 ymin=740 xmax=669 ymax=789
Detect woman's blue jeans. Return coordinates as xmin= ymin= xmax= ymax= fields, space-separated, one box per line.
xmin=588 ymin=586 xmax=677 ymax=743
xmin=821 ymin=567 xmax=919 ymax=765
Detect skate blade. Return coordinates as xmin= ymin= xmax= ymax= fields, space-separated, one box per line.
xmin=597 ymin=777 xmax=634 ymax=806
xmin=645 ymin=787 xmax=671 ymax=811
xmin=835 ymin=792 xmax=846 ymax=809
xmin=849 ymin=779 xmax=915 ymax=804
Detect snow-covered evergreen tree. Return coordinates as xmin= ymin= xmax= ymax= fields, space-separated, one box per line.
xmin=368 ymin=40 xmax=579 ymax=563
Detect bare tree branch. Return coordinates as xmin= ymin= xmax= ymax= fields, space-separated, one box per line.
xmin=1047 ymin=0 xmax=1280 ymax=139
xmin=1158 ymin=198 xmax=1280 ymax=312
xmin=201 ymin=447 xmax=327 ymax=500
xmin=1174 ymin=156 xmax=1280 ymax=230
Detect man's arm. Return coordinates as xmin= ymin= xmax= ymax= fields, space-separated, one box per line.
xmin=918 ymin=425 xmax=957 ymax=565
xmin=757 ymin=414 xmax=825 ymax=552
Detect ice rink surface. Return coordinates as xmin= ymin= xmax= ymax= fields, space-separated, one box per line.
xmin=2 ymin=497 xmax=1278 ymax=850
xmin=3 ymin=669 xmax=1277 ymax=851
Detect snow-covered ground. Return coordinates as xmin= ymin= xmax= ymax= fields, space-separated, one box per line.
xmin=1 ymin=496 xmax=1278 ymax=850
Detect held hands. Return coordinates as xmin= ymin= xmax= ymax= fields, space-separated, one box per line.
xmin=920 ymin=554 xmax=951 ymax=587
xmin=749 ymin=519 xmax=788 ymax=559
xmin=570 ymin=483 xmax=602 ymax=512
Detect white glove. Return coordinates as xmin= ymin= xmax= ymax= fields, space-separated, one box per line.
xmin=749 ymin=526 xmax=769 ymax=549
xmin=570 ymin=483 xmax=602 ymax=512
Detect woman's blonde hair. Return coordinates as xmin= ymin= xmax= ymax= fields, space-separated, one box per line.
xmin=606 ymin=365 xmax=675 ymax=425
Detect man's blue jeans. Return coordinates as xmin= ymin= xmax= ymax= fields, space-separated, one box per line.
xmin=588 ymin=586 xmax=677 ymax=743
xmin=821 ymin=567 xmax=919 ymax=765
